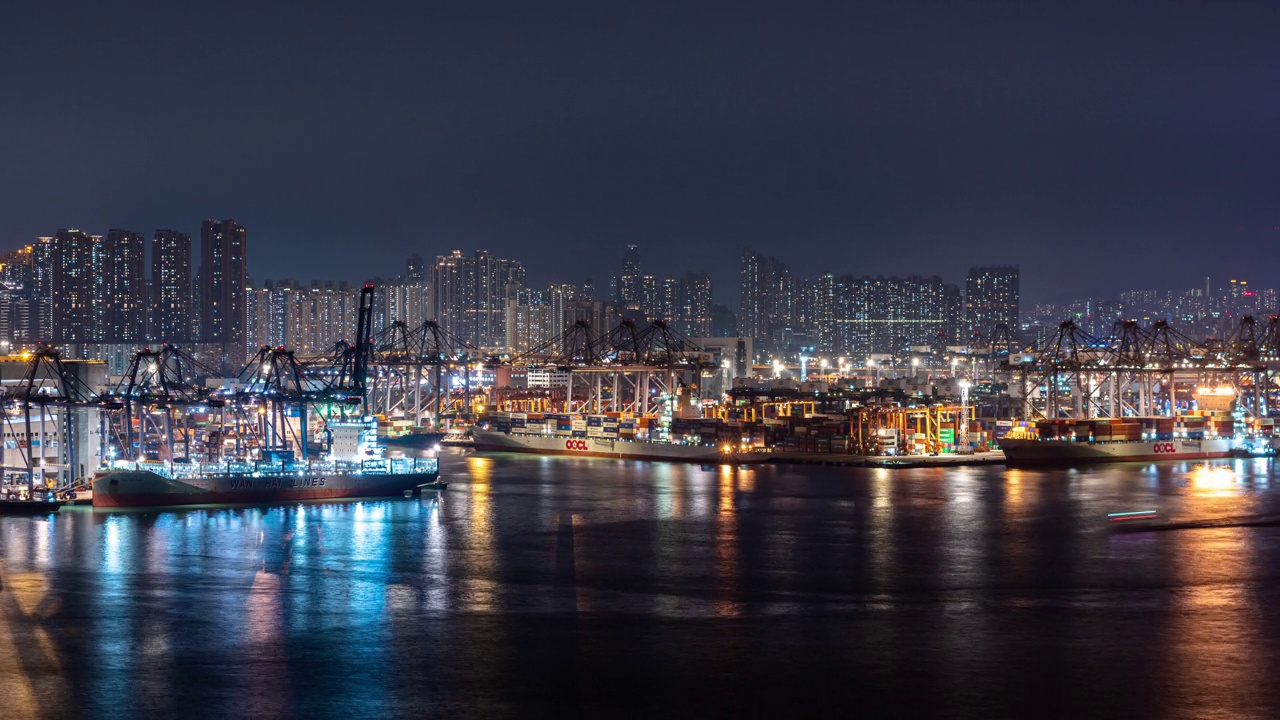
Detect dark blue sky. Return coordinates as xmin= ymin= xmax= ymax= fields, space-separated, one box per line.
xmin=2 ymin=1 xmax=1277 ymax=305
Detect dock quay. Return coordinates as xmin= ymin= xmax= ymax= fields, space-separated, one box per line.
xmin=767 ymin=451 xmax=1006 ymax=468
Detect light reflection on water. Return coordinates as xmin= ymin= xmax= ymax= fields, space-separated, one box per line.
xmin=713 ymin=466 xmax=740 ymax=618
xmin=0 ymin=453 xmax=1277 ymax=717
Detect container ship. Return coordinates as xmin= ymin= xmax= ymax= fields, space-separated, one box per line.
xmin=93 ymin=420 xmax=439 ymax=508
xmin=1000 ymin=415 xmax=1235 ymax=466
xmin=472 ymin=412 xmax=772 ymax=464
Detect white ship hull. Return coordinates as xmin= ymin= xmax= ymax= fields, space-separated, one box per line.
xmin=1000 ymin=437 xmax=1232 ymax=467
xmin=473 ymin=430 xmax=769 ymax=464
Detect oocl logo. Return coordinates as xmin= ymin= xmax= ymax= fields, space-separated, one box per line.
xmin=1152 ymin=442 xmax=1177 ymax=454
xmin=566 ymin=439 xmax=589 ymax=451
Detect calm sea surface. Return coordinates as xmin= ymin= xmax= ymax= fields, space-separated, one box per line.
xmin=3 ymin=451 xmax=1280 ymax=719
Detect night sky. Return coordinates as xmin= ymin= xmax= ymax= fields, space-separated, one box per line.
xmin=2 ymin=1 xmax=1277 ymax=305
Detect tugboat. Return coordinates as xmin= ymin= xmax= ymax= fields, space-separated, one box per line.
xmin=0 ymin=485 xmax=67 ymax=514
xmin=0 ymin=497 xmax=66 ymax=514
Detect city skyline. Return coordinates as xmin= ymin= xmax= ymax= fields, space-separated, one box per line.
xmin=6 ymin=222 xmax=1277 ymax=375
xmin=3 ymin=3 xmax=1278 ymax=306
xmin=5 ymin=220 xmax=1274 ymax=314
xmin=7 ymin=220 xmax=1269 ymax=307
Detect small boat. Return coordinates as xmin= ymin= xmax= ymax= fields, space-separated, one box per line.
xmin=404 ymin=480 xmax=448 ymax=497
xmin=871 ymin=459 xmax=910 ymax=467
xmin=0 ymin=498 xmax=66 ymax=514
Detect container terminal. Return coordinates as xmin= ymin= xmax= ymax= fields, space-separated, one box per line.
xmin=3 ymin=312 xmax=1280 ymax=510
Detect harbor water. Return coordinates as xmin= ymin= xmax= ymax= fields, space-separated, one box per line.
xmin=3 ymin=450 xmax=1280 ymax=718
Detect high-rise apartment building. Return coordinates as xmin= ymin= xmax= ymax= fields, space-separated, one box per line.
xmin=505 ymin=289 xmax=557 ymax=354
xmin=545 ymin=283 xmax=586 ymax=352
xmin=711 ymin=304 xmax=737 ymax=337
xmin=31 ymin=236 xmax=55 ymax=340
xmin=291 ymin=281 xmax=359 ymax=354
xmin=406 ymin=254 xmax=426 ymax=283
xmin=563 ymin=298 xmax=622 ymax=348
xmin=432 ymin=250 xmax=523 ymax=348
xmin=811 ymin=274 xmax=958 ymax=357
xmin=0 ymin=246 xmax=38 ymax=342
xmin=368 ymin=256 xmax=434 ymax=330
xmin=965 ymin=265 xmax=1020 ymax=339
xmin=942 ymin=283 xmax=964 ymax=345
xmin=245 ymin=280 xmax=267 ymax=356
xmin=1 ymin=246 xmax=34 ymax=288
xmin=739 ymin=249 xmax=795 ymax=346
xmin=246 ymin=279 xmax=359 ymax=356
xmin=152 ymin=230 xmax=193 ymax=343
xmin=647 ymin=272 xmax=714 ymax=336
xmin=199 ymin=219 xmax=248 ymax=351
xmin=103 ymin=229 xmax=147 ymax=342
xmin=432 ymin=250 xmax=474 ymax=342
xmin=636 ymin=274 xmax=657 ymax=320
xmin=658 ymin=276 xmax=681 ymax=326
xmin=0 ymin=282 xmax=32 ymax=344
xmin=612 ymin=244 xmax=643 ymax=311
xmin=251 ymin=279 xmax=294 ymax=349
xmin=680 ymin=272 xmax=713 ymax=337
xmin=51 ymin=229 xmax=103 ymax=343
xmin=473 ymin=250 xmax=524 ymax=348
xmin=380 ymin=275 xmax=433 ymax=328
